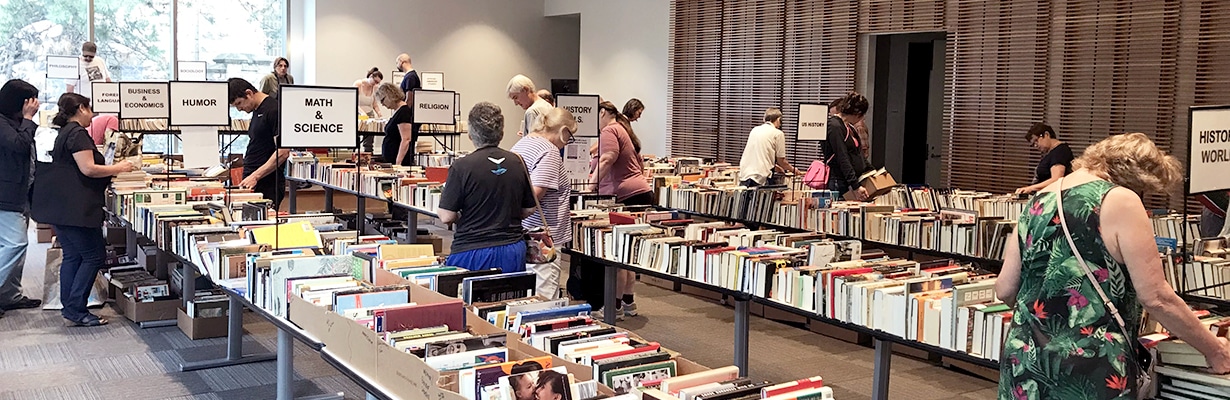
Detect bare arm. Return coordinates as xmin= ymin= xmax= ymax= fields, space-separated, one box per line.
xmin=593 ymin=151 xmax=617 ymax=182
xmin=66 ymin=83 xmax=76 ymax=93
xmin=1017 ymin=164 xmax=1067 ymax=194
xmin=521 ymin=208 xmax=536 ymax=218
xmin=72 ymin=150 xmax=129 ymax=178
xmin=775 ymin=157 xmax=801 ymax=175
xmin=531 ymin=186 xmax=547 ymax=200
xmin=1103 ymin=187 xmax=1230 ymax=372
xmin=395 ymin=123 xmax=414 ymax=165
xmin=995 ymin=227 xmax=1023 ymax=305
xmin=437 ymin=209 xmax=457 ymax=224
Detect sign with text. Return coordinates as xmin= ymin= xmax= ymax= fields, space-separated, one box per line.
xmin=391 ymin=70 xmax=407 ymax=89
xmin=118 ymin=82 xmax=170 ymax=119
xmin=91 ymin=82 xmax=121 ymax=113
xmin=169 ymin=81 xmax=229 ymax=126
xmin=797 ymin=103 xmax=828 ymax=140
xmin=413 ymin=90 xmax=456 ymax=125
xmin=421 ymin=72 xmax=444 ymax=90
xmin=177 ymin=61 xmax=208 ymax=81
xmin=1189 ymin=105 xmax=1230 ymax=194
xmin=280 ymin=85 xmax=358 ymax=148
xmin=556 ymin=94 xmax=599 ymax=137
xmin=46 ymin=55 xmax=79 ymax=79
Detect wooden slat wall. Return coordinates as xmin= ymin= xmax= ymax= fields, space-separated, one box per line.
xmin=716 ymin=0 xmax=786 ymax=164
xmin=667 ymin=0 xmax=1230 ymax=210
xmin=667 ymin=0 xmax=723 ymax=160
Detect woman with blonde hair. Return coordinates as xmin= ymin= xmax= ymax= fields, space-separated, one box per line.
xmin=996 ymin=133 xmax=1230 ymax=399
xmin=511 ymin=108 xmax=576 ymax=300
xmin=373 ymin=82 xmax=415 ymax=166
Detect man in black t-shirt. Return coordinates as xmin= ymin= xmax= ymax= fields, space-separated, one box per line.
xmin=395 ymin=53 xmax=422 ymax=146
xmin=438 ymin=102 xmax=536 ymax=274
xmin=1016 ymin=122 xmax=1074 ymax=195
xmin=228 ymin=78 xmax=289 ymax=208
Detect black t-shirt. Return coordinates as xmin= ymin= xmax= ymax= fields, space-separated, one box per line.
xmin=382 ymin=105 xmax=416 ymax=166
xmin=399 ymin=70 xmax=423 ymax=149
xmin=31 ymin=123 xmax=110 ymax=227
xmin=438 ymin=146 xmax=536 ymax=254
xmin=243 ymin=97 xmax=281 ymax=177
xmin=1035 ymin=143 xmax=1074 ymax=184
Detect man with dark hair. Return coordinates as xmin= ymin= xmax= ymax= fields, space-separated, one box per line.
xmin=437 ymin=102 xmax=536 ymax=273
xmin=227 ymin=77 xmax=289 ymax=208
xmin=0 ymin=80 xmax=42 ymax=317
xmin=1015 ymin=122 xmax=1073 ymax=194
xmin=66 ymin=41 xmax=112 ymax=100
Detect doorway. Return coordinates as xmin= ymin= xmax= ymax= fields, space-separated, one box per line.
xmin=869 ymin=32 xmax=947 ymax=186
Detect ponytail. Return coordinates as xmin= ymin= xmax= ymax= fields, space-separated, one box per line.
xmin=53 ymin=93 xmax=90 ymax=127
xmin=599 ymin=100 xmax=642 ymax=153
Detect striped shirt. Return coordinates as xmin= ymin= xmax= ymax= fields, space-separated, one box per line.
xmin=510 ymin=136 xmax=572 ymax=246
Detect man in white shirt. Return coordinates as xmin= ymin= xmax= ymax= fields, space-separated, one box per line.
xmin=507 ymin=75 xmax=553 ymax=138
xmin=738 ymin=108 xmax=801 ymax=187
xmin=66 ymin=42 xmax=112 ymax=100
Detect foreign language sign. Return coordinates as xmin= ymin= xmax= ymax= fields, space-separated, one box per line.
xmin=280 ymin=85 xmax=358 ymax=148
xmin=92 ymin=82 xmax=121 ymax=113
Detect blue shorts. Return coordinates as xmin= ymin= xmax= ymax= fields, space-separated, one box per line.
xmin=445 ymin=241 xmax=527 ymax=273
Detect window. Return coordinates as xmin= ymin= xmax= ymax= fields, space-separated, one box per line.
xmin=0 ymin=0 xmax=90 ymax=103
xmin=94 ymin=0 xmax=173 ymax=81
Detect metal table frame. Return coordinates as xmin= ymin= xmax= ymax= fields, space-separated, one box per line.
xmin=285 ymin=176 xmax=439 ymax=245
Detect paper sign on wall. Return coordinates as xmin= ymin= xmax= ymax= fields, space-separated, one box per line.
xmin=92 ymin=82 xmax=121 ymax=113
xmin=119 ymin=82 xmax=170 ymax=119
xmin=280 ymin=85 xmax=359 ymax=148
xmin=1189 ymin=106 xmax=1230 ymax=194
xmin=177 ymin=61 xmax=208 ymax=81
xmin=564 ymin=137 xmax=595 ymax=185
xmin=797 ymin=103 xmax=828 ymax=140
xmin=169 ymin=81 xmax=229 ymax=126
xmin=556 ymin=94 xmax=600 ymax=137
xmin=180 ymin=126 xmax=220 ymax=168
xmin=391 ymin=71 xmax=407 ymax=89
xmin=46 ymin=55 xmax=79 ymax=79
xmin=413 ymin=90 xmax=456 ymax=125
xmin=421 ymin=72 xmax=444 ymax=90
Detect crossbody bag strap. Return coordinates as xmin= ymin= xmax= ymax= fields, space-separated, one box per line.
xmin=513 ymin=152 xmax=551 ymax=236
xmin=1055 ymin=177 xmax=1131 ymax=337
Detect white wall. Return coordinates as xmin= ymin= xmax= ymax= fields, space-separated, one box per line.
xmin=545 ymin=0 xmax=670 ymax=157
xmin=297 ymin=0 xmax=579 ymax=151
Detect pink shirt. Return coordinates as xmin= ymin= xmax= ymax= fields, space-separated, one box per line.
xmin=598 ymin=123 xmax=651 ymax=201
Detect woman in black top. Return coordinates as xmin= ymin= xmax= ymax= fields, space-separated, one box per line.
xmin=31 ymin=94 xmax=136 ymax=326
xmin=1014 ymin=122 xmax=1073 ymax=194
xmin=374 ymin=82 xmax=417 ymax=166
xmin=823 ymin=92 xmax=873 ymax=200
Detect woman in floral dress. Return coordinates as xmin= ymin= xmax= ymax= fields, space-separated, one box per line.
xmin=995 ymin=133 xmax=1230 ymax=399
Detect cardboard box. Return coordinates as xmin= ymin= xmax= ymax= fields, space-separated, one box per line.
xmin=136 ymin=245 xmax=158 ymax=272
xmin=36 ymin=227 xmax=53 ymax=244
xmin=860 ymin=170 xmax=897 ymax=198
xmin=177 ymin=308 xmax=228 ymax=339
xmin=809 ymin=319 xmax=871 ymax=345
xmin=639 ymin=274 xmax=677 ymax=291
xmin=415 ymin=234 xmax=444 ymax=255
xmin=680 ymin=285 xmax=724 ymax=303
xmin=104 ymin=224 xmax=127 ymax=247
xmin=114 ymin=291 xmax=178 ymax=322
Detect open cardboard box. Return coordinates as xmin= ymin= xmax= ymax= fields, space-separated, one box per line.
xmin=113 ymin=288 xmax=178 ymax=322
xmin=177 ymin=307 xmax=227 ymax=339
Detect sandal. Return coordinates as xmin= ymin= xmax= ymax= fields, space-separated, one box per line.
xmin=65 ymin=315 xmax=108 ymax=327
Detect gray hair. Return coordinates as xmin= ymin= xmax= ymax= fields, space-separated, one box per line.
xmin=468 ymin=102 xmax=505 ymax=148
xmin=764 ymin=107 xmax=782 ymax=123
xmin=373 ymin=82 xmax=403 ymax=107
xmin=506 ymin=74 xmax=535 ymax=95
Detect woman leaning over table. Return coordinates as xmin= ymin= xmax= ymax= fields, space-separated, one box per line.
xmin=995 ymin=132 xmax=1230 ymax=399
xmin=31 ymin=93 xmax=137 ymax=327
xmin=511 ymin=108 xmax=577 ymax=300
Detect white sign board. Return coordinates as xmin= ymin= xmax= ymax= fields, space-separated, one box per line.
xmin=556 ymin=94 xmax=600 ymax=137
xmin=180 ymin=126 xmax=220 ymax=168
xmin=177 ymin=61 xmax=208 ymax=81
xmin=280 ymin=85 xmax=358 ymax=148
xmin=421 ymin=72 xmax=444 ymax=90
xmin=118 ymin=82 xmax=170 ymax=119
xmin=169 ymin=81 xmax=229 ymax=126
xmin=46 ymin=55 xmax=79 ymax=79
xmin=1189 ymin=106 xmax=1230 ymax=194
xmin=797 ymin=103 xmax=828 ymax=140
xmin=413 ymin=90 xmax=456 ymax=124
xmin=391 ymin=70 xmax=407 ymax=89
xmin=92 ymin=82 xmax=121 ymax=113
xmin=564 ymin=137 xmax=596 ymax=185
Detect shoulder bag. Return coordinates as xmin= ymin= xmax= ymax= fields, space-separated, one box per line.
xmin=803 ymin=121 xmax=858 ymax=190
xmin=515 ymin=153 xmax=557 ymax=264
xmin=1055 ymin=177 xmax=1156 ymax=399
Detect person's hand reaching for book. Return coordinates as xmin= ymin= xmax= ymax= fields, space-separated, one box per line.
xmin=1206 ymin=337 xmax=1230 ymax=374
xmin=854 ymin=186 xmax=869 ymax=201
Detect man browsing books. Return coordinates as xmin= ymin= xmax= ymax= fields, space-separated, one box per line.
xmin=738 ymin=107 xmax=802 ymax=187
xmin=228 ymin=78 xmax=289 ymax=208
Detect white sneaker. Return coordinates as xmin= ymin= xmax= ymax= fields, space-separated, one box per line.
xmin=622 ymin=301 xmax=639 ymax=317
xmin=590 ymin=306 xmax=624 ymax=321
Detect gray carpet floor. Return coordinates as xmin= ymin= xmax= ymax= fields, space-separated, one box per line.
xmin=0 ymin=220 xmax=999 ymax=399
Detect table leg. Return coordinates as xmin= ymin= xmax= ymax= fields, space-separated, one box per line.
xmin=405 ymin=208 xmax=418 ymax=244
xmin=288 ymin=180 xmax=298 ymax=214
xmin=603 ymin=264 xmax=618 ymax=325
xmin=323 ymin=187 xmax=334 ymax=213
xmin=871 ymin=338 xmax=893 ymax=400
xmin=733 ymin=297 xmax=750 ymax=377
xmin=180 ymin=295 xmax=276 ymax=371
xmin=277 ymin=328 xmax=293 ymax=400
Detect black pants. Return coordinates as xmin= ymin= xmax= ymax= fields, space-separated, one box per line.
xmin=251 ymin=174 xmax=286 ymax=210
xmin=620 ymin=191 xmax=654 ymax=206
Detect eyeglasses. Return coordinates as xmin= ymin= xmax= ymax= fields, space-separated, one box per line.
xmin=82 ymin=55 xmax=95 ymax=60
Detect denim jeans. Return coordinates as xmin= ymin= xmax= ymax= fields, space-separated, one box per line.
xmin=0 ymin=211 xmax=29 ymax=306
xmin=54 ymin=224 xmax=106 ymax=322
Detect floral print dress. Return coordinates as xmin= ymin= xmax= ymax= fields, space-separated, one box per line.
xmin=998 ymin=180 xmax=1141 ymax=400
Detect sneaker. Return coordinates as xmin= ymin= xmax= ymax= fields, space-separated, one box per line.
xmin=1 ymin=296 xmax=41 ymax=311
xmin=622 ymin=301 xmax=638 ymax=317
xmin=590 ymin=307 xmax=624 ymax=321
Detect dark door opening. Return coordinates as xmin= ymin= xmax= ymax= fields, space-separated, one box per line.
xmin=901 ymin=42 xmax=934 ymax=184
xmin=868 ymin=32 xmax=947 ymax=187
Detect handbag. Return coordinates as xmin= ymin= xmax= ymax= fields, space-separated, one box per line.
xmin=1055 ymin=177 xmax=1156 ymax=399
xmin=515 ymin=154 xmax=557 ymax=264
